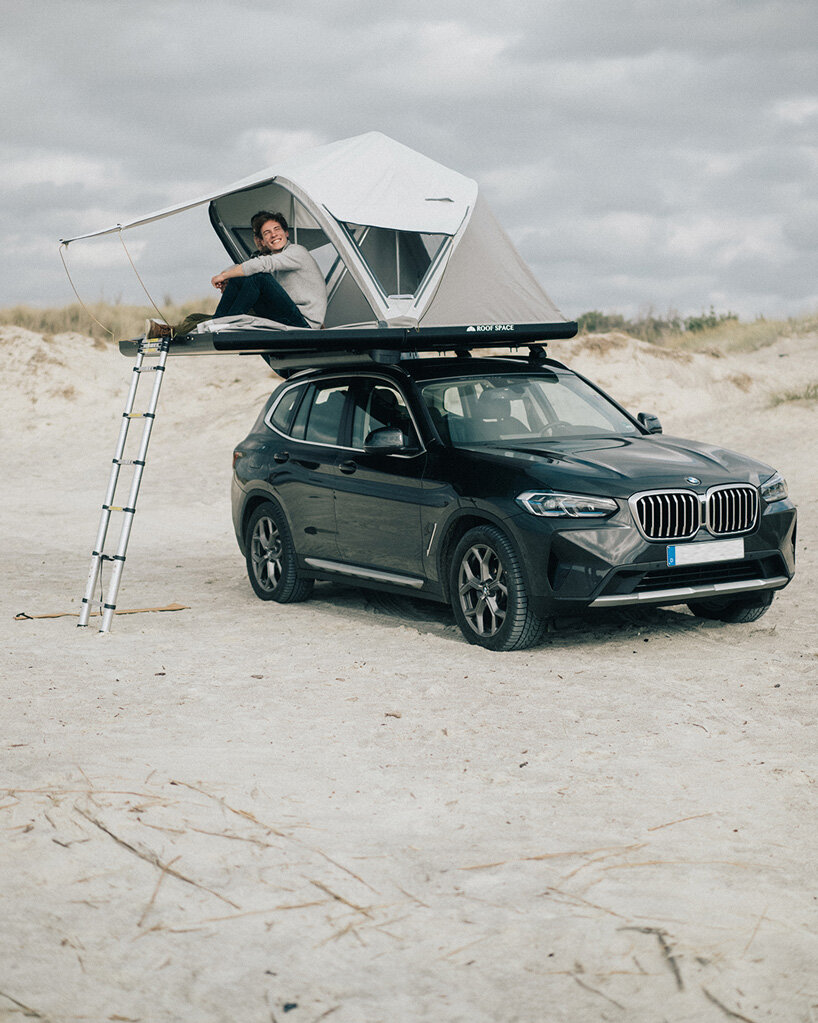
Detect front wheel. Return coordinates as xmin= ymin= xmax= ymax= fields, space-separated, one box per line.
xmin=687 ymin=589 xmax=774 ymax=623
xmin=244 ymin=500 xmax=313 ymax=603
xmin=449 ymin=525 xmax=546 ymax=651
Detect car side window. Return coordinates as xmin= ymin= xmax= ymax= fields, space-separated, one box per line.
xmin=291 ymin=382 xmax=350 ymax=445
xmin=269 ymin=384 xmax=305 ymax=434
xmin=351 ymin=381 xmax=416 ymax=448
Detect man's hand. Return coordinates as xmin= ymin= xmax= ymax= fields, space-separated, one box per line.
xmin=212 ymin=264 xmax=243 ymax=289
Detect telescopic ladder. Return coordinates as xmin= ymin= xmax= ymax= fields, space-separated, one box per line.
xmin=78 ymin=336 xmax=170 ymax=632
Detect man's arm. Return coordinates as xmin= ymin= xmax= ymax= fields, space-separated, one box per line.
xmin=211 ymin=264 xmax=246 ymax=290
xmin=242 ymin=247 xmax=310 ymax=276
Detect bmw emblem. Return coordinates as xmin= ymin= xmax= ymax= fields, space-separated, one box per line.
xmin=685 ymin=476 xmax=701 ymax=485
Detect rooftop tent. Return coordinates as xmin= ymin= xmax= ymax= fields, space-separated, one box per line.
xmin=62 ymin=131 xmax=571 ymax=337
xmin=206 ymin=132 xmax=567 ymax=330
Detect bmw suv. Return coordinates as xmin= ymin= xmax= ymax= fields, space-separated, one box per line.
xmin=231 ymin=353 xmax=796 ymax=651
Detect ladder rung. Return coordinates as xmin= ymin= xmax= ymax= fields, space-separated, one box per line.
xmin=91 ymin=547 xmax=126 ymax=560
xmin=103 ymin=505 xmax=136 ymax=514
xmin=113 ymin=458 xmax=146 ymax=466
xmin=82 ymin=597 xmax=116 ymax=610
xmin=123 ymin=412 xmax=155 ymax=419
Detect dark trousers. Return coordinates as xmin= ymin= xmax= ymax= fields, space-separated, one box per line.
xmin=214 ymin=273 xmax=309 ymax=328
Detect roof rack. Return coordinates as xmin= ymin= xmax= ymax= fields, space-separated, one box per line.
xmin=119 ymin=320 xmax=579 ymax=372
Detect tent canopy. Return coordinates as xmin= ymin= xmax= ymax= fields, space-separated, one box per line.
xmin=63 ymin=132 xmax=572 ymax=335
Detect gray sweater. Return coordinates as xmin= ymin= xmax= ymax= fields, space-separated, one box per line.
xmin=242 ymin=243 xmax=327 ymax=328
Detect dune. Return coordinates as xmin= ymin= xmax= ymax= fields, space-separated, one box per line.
xmin=1 ymin=323 xmax=815 ymax=1021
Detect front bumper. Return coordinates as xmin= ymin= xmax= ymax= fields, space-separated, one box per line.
xmin=506 ymin=499 xmax=797 ymax=616
xmin=589 ymin=570 xmax=789 ymax=609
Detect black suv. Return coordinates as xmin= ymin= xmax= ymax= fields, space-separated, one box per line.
xmin=231 ymin=353 xmax=796 ymax=650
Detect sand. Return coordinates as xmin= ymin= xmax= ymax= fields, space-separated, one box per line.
xmin=1 ymin=325 xmax=816 ymax=1022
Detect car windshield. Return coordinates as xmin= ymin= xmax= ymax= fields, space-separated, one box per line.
xmin=421 ymin=371 xmax=641 ymax=446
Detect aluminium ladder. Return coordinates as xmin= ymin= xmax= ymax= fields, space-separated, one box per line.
xmin=78 ymin=336 xmax=170 ymax=632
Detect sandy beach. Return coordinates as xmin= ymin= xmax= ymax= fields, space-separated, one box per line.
xmin=1 ymin=325 xmax=815 ymax=1022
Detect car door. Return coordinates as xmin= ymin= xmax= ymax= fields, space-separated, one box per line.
xmin=332 ymin=377 xmax=427 ymax=577
xmin=267 ymin=379 xmax=351 ymax=560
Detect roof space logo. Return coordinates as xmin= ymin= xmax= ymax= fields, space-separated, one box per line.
xmin=466 ymin=324 xmax=515 ymax=332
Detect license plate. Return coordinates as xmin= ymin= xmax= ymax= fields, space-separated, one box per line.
xmin=667 ymin=537 xmax=744 ymax=567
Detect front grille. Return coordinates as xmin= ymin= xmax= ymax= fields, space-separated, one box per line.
xmin=632 ymin=491 xmax=699 ymax=540
xmin=707 ymin=485 xmax=758 ymax=535
xmin=631 ymin=484 xmax=760 ymax=541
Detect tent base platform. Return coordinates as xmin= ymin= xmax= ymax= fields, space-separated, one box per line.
xmin=119 ymin=321 xmax=579 ymax=370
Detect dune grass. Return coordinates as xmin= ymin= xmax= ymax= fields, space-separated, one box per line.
xmin=2 ymin=301 xmax=816 ymax=357
xmin=768 ymin=381 xmax=818 ymax=407
xmin=577 ymin=308 xmax=818 ymax=356
xmin=0 ymin=299 xmax=214 ymax=343
xmin=660 ymin=315 xmax=815 ymax=356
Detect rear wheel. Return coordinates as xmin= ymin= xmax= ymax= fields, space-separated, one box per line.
xmin=449 ymin=525 xmax=546 ymax=651
xmin=245 ymin=500 xmax=313 ymax=603
xmin=687 ymin=589 xmax=774 ymax=623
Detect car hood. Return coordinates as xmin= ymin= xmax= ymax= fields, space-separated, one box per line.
xmin=457 ymin=434 xmax=776 ymax=495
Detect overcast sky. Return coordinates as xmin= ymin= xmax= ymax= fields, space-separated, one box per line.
xmin=2 ymin=0 xmax=816 ymax=320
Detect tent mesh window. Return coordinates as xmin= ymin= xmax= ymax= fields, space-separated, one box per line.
xmin=343 ymin=225 xmax=446 ymax=300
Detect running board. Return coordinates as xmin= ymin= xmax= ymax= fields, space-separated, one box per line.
xmin=590 ymin=575 xmax=789 ymax=608
xmin=304 ymin=558 xmax=425 ymax=589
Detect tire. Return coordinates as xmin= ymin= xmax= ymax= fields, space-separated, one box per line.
xmin=244 ymin=500 xmax=313 ymax=603
xmin=449 ymin=525 xmax=546 ymax=651
xmin=687 ymin=589 xmax=774 ymax=624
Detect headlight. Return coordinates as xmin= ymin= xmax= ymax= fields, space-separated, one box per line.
xmin=516 ymin=490 xmax=618 ymax=518
xmin=760 ymin=471 xmax=788 ymax=503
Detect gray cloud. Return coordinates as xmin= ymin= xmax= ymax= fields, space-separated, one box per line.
xmin=2 ymin=0 xmax=817 ymax=319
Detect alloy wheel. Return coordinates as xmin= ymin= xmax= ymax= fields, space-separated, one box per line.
xmin=457 ymin=542 xmax=508 ymax=637
xmin=250 ymin=515 xmax=284 ymax=592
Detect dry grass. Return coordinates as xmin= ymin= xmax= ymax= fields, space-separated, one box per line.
xmin=3 ymin=303 xmax=816 ymax=359
xmin=725 ymin=372 xmax=754 ymax=392
xmin=768 ymin=381 xmax=818 ymax=406
xmin=659 ymin=316 xmax=813 ymax=356
xmin=0 ymin=299 xmax=213 ymax=343
xmin=578 ymin=311 xmax=818 ymax=357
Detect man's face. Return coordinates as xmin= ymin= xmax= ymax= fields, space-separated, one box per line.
xmin=259 ymin=219 xmax=289 ymax=253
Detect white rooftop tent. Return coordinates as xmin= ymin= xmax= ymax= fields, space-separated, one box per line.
xmin=63 ymin=132 xmax=574 ymax=351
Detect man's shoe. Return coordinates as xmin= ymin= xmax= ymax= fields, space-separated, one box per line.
xmin=144 ymin=318 xmax=172 ymax=339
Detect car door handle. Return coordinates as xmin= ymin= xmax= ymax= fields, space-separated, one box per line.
xmin=272 ymin=451 xmax=290 ymax=463
xmin=339 ymin=460 xmax=358 ymax=475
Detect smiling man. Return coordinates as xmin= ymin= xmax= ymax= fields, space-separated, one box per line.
xmin=210 ymin=210 xmax=327 ymax=328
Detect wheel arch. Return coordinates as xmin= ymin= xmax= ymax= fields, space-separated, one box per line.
xmin=239 ymin=489 xmax=279 ymax=553
xmin=437 ymin=511 xmax=515 ymax=602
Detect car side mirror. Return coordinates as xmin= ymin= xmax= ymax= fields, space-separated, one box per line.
xmin=637 ymin=411 xmax=663 ymax=434
xmin=364 ymin=426 xmax=408 ymax=454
